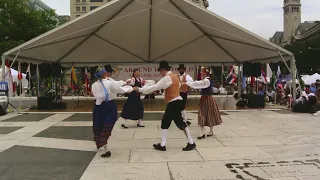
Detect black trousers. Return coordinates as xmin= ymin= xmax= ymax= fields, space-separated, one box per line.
xmin=161 ymin=100 xmax=187 ymax=130
xmin=180 ymin=92 xmax=188 ymax=109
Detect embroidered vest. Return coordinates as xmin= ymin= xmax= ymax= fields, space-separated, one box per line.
xmin=165 ymin=73 xmax=180 ymax=102
xmin=200 ymin=78 xmax=214 ymax=96
xmin=178 ymin=74 xmax=188 ymax=93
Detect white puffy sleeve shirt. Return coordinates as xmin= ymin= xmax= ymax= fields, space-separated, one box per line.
xmin=92 ymin=79 xmax=133 ymax=105
xmin=186 ymin=78 xmax=210 ymax=89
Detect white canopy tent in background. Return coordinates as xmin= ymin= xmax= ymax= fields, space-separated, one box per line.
xmin=1 ymin=0 xmax=297 ymax=99
xmin=301 ymin=73 xmax=320 ymax=85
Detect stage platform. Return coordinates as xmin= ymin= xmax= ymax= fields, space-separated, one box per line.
xmin=26 ymin=95 xmax=280 ymax=112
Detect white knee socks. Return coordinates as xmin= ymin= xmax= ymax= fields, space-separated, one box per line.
xmin=161 ymin=129 xmax=168 ymax=147
xmin=137 ymin=119 xmax=142 ymax=125
xmin=209 ymin=126 xmax=213 ymax=134
xmin=184 ymin=127 xmax=194 ymax=144
xmin=181 ymin=110 xmax=187 ymax=122
xmin=103 ymin=145 xmax=109 ymax=153
xmin=200 ymin=126 xmax=205 ymax=136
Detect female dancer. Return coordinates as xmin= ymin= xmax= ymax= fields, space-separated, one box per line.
xmin=185 ymin=67 xmax=222 ymax=139
xmin=121 ymin=69 xmax=146 ymax=128
xmin=92 ymin=66 xmax=134 ymax=158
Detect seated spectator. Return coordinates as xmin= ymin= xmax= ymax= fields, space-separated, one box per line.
xmin=219 ymin=85 xmax=227 ymax=95
xmin=266 ymin=88 xmax=276 ymax=102
xmin=212 ymin=84 xmax=219 ymax=95
xmin=310 ymin=83 xmax=317 ymax=93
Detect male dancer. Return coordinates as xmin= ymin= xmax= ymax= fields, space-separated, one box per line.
xmin=177 ymin=64 xmax=193 ymax=126
xmin=136 ymin=61 xmax=196 ymax=151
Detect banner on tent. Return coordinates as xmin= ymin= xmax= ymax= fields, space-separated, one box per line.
xmin=111 ymin=64 xmax=195 ymax=81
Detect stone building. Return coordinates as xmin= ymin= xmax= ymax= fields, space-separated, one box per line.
xmin=270 ymin=0 xmax=320 ymax=46
xmin=70 ymin=0 xmax=209 ymax=20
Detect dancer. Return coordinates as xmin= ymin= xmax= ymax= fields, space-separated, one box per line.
xmin=121 ymin=69 xmax=145 ymax=128
xmin=136 ymin=61 xmax=196 ymax=151
xmin=92 ymin=66 xmax=135 ymax=158
xmin=176 ymin=64 xmax=193 ymax=126
xmin=185 ymin=67 xmax=222 ymax=139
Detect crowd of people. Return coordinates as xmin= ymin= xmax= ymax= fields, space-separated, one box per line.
xmin=91 ymin=62 xmax=222 ymax=158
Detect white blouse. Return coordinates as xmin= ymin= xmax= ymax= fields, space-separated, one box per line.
xmin=186 ymin=78 xmax=210 ymax=90
xmin=92 ymin=79 xmax=133 ymax=105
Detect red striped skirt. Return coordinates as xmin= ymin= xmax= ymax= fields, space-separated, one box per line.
xmin=198 ymin=96 xmax=222 ymax=127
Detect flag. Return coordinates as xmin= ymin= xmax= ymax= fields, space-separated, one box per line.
xmin=261 ymin=68 xmax=267 ymax=84
xmin=266 ymin=63 xmax=272 ymax=78
xmin=273 ymin=65 xmax=281 ymax=89
xmin=26 ymin=63 xmax=30 ymax=80
xmin=84 ymin=67 xmax=89 ymax=92
xmin=71 ymin=66 xmax=78 ymax=90
xmin=226 ymin=66 xmax=237 ymax=84
xmin=18 ymin=62 xmax=22 ymax=81
xmin=5 ymin=60 xmax=15 ymax=96
xmin=250 ymin=76 xmax=255 ymax=87
xmin=242 ymin=76 xmax=247 ymax=89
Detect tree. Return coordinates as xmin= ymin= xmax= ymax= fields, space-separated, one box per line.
xmin=0 ymin=0 xmax=58 ymax=55
xmin=284 ymin=34 xmax=320 ymax=74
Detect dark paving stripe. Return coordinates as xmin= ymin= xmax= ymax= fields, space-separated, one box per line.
xmin=34 ymin=126 xmax=93 ymax=141
xmin=64 ymin=113 xmax=164 ymax=122
xmin=0 ymin=145 xmax=95 ymax=180
xmin=63 ymin=114 xmax=92 ymax=121
xmin=2 ymin=114 xmax=54 ymax=122
xmin=0 ymin=127 xmax=23 ymax=134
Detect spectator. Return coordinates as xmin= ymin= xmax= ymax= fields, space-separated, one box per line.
xmin=310 ymin=83 xmax=317 ymax=93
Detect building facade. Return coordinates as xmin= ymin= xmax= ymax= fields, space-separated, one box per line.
xmin=28 ymin=0 xmax=52 ymax=11
xmin=70 ymin=0 xmax=209 ymax=20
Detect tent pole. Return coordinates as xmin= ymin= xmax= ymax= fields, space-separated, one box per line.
xmin=1 ymin=55 xmax=6 ymax=82
xmin=278 ymin=50 xmax=291 ymax=73
xmin=237 ymin=63 xmax=242 ymax=98
xmin=3 ymin=50 xmax=21 ymax=80
xmin=291 ymin=56 xmax=297 ymax=104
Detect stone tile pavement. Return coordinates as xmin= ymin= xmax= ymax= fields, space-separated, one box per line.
xmin=0 ymin=111 xmax=320 ymax=180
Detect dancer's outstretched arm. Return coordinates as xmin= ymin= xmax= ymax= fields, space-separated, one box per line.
xmin=185 ymin=78 xmax=210 ymax=89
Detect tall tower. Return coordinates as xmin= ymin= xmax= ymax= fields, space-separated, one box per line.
xmin=283 ymin=0 xmax=301 ymax=42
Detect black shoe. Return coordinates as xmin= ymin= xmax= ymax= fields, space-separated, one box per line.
xmin=101 ymin=151 xmax=111 ymax=158
xmin=207 ymin=133 xmax=214 ymax=137
xmin=197 ymin=134 xmax=205 ymax=140
xmin=153 ymin=143 xmax=166 ymax=151
xmin=137 ymin=124 xmax=145 ymax=128
xmin=121 ymin=124 xmax=128 ymax=129
xmin=186 ymin=121 xmax=191 ymax=126
xmin=183 ymin=143 xmax=196 ymax=151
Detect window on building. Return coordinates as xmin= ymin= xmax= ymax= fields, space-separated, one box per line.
xmin=82 ymin=6 xmax=86 ymax=11
xmin=76 ymin=15 xmax=80 ymax=17
xmin=76 ymin=6 xmax=80 ymax=11
xmin=82 ymin=0 xmax=86 ymax=2
xmin=90 ymin=0 xmax=103 ymax=2
xmin=90 ymin=6 xmax=99 ymax=10
xmin=76 ymin=0 xmax=80 ymax=3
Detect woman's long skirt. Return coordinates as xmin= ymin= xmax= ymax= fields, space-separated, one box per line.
xmin=121 ymin=91 xmax=144 ymax=120
xmin=93 ymin=100 xmax=117 ymax=149
xmin=198 ymin=96 xmax=222 ymax=127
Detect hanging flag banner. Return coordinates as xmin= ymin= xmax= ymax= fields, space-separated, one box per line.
xmin=111 ymin=64 xmax=195 ymax=81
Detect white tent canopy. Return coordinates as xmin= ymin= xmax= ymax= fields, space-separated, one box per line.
xmin=302 ymin=73 xmax=320 ymax=85
xmin=2 ymin=0 xmax=293 ymax=66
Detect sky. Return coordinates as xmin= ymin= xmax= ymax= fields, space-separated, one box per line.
xmin=42 ymin=0 xmax=320 ymax=39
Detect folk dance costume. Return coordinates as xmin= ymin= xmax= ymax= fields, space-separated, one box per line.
xmin=177 ymin=64 xmax=193 ymax=126
xmin=92 ymin=66 xmax=133 ymax=158
xmin=137 ymin=61 xmax=196 ymax=151
xmin=121 ymin=76 xmax=145 ymax=128
xmin=186 ymin=68 xmax=222 ymax=139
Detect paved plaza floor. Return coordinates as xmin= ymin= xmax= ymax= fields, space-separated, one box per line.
xmin=0 ymin=111 xmax=320 ymax=180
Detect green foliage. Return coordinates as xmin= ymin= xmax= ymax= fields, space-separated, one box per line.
xmin=284 ymin=34 xmax=320 ymax=74
xmin=0 ymin=0 xmax=58 ymax=54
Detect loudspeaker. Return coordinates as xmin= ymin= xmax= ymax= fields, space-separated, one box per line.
xmin=37 ymin=96 xmax=53 ymax=110
xmin=39 ymin=63 xmax=51 ymax=78
xmin=243 ymin=62 xmax=253 ymax=76
xmin=252 ymin=63 xmax=261 ymax=77
xmin=247 ymin=94 xmax=265 ymax=108
xmin=51 ymin=63 xmax=62 ymax=78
